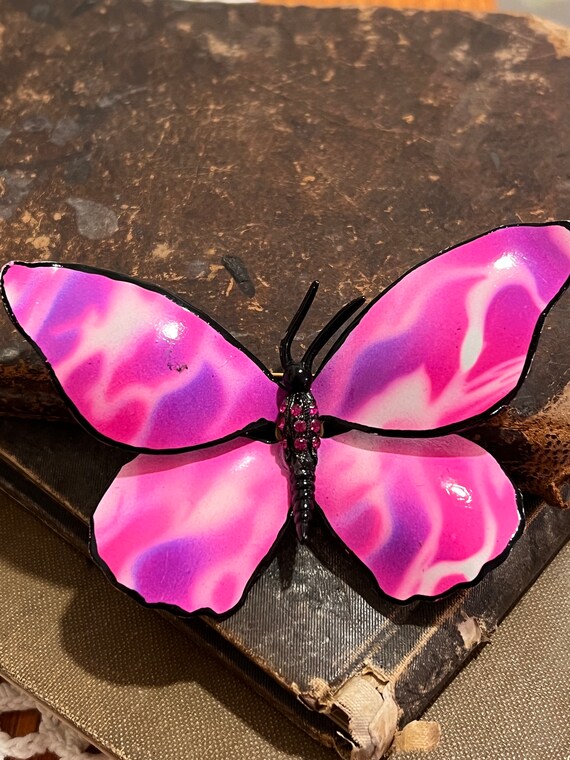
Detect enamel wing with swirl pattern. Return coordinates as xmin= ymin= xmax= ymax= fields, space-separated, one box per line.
xmin=2 ymin=222 xmax=570 ymax=616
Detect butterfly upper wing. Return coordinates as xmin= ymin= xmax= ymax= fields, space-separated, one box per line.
xmin=312 ymin=223 xmax=570 ymax=434
xmin=92 ymin=439 xmax=290 ymax=616
xmin=1 ymin=262 xmax=279 ymax=451
xmin=315 ymin=431 xmax=522 ymax=602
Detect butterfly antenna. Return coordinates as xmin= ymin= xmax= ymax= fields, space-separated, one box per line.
xmin=280 ymin=281 xmax=320 ymax=368
xmin=302 ymin=295 xmax=366 ymax=372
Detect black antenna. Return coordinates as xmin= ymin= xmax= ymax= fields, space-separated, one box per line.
xmin=302 ymin=296 xmax=366 ymax=372
xmin=279 ymin=281 xmax=320 ymax=368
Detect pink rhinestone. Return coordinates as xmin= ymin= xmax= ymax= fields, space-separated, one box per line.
xmin=310 ymin=419 xmax=321 ymax=433
xmin=294 ymin=437 xmax=308 ymax=451
xmin=279 ymin=400 xmax=287 ymax=413
xmin=277 ymin=417 xmax=286 ymax=431
xmin=309 ymin=406 xmax=318 ymax=416
xmin=294 ymin=419 xmax=307 ymax=433
xmin=291 ymin=404 xmax=302 ymax=417
xmin=312 ymin=437 xmax=321 ymax=450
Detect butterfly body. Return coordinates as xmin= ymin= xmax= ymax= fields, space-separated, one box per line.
xmin=277 ymin=386 xmax=321 ymax=541
xmin=274 ymin=288 xmax=358 ymax=543
xmin=2 ymin=222 xmax=570 ymax=616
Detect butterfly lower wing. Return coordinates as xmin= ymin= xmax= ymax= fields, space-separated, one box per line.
xmin=91 ymin=439 xmax=289 ymax=616
xmin=1 ymin=262 xmax=279 ymax=451
xmin=312 ymin=223 xmax=570 ymax=434
xmin=315 ymin=432 xmax=523 ymax=602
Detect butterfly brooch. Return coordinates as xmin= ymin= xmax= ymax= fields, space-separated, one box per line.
xmin=2 ymin=222 xmax=569 ymax=617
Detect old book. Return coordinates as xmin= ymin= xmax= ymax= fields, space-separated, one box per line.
xmin=2 ymin=487 xmax=566 ymax=760
xmin=0 ymin=0 xmax=569 ymax=756
xmin=0 ymin=492 xmax=337 ymax=760
xmin=1 ymin=414 xmax=570 ymax=757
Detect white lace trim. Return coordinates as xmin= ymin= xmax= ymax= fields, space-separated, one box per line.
xmin=0 ymin=681 xmax=107 ymax=760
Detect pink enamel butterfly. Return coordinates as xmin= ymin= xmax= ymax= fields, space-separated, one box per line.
xmin=2 ymin=222 xmax=570 ymax=617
